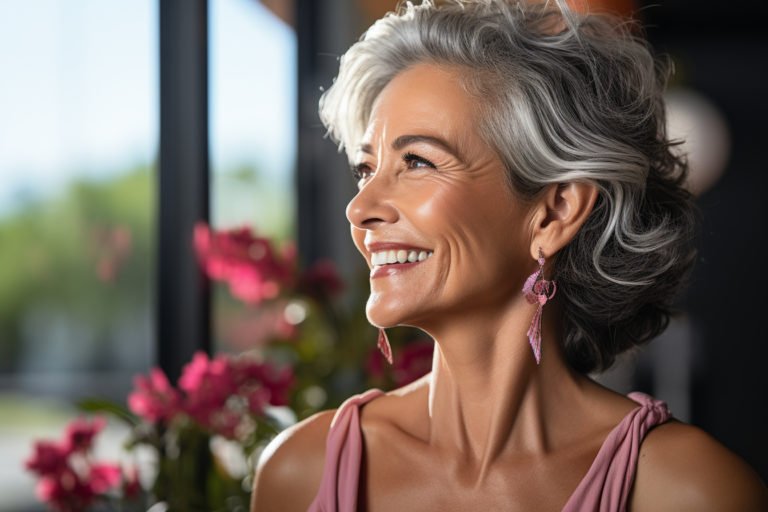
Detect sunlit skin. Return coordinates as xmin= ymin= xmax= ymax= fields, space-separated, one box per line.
xmin=251 ymin=63 xmax=768 ymax=512
xmin=348 ymin=73 xmax=533 ymax=336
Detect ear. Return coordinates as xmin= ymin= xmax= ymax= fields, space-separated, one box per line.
xmin=529 ymin=181 xmax=599 ymax=259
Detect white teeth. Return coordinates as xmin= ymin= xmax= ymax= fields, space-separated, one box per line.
xmin=371 ymin=249 xmax=433 ymax=266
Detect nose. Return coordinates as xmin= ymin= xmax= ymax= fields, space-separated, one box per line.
xmin=345 ymin=173 xmax=399 ymax=230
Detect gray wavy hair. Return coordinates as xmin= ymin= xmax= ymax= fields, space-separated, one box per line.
xmin=319 ymin=0 xmax=697 ymax=374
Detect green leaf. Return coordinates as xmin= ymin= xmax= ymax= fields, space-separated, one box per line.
xmin=76 ymin=398 xmax=139 ymax=426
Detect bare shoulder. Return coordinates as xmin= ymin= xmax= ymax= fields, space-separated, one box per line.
xmin=630 ymin=420 xmax=768 ymax=512
xmin=250 ymin=408 xmax=336 ymax=512
xmin=360 ymin=374 xmax=431 ymax=438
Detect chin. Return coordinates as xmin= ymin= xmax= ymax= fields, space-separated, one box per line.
xmin=366 ymin=294 xmax=436 ymax=331
xmin=365 ymin=294 xmax=410 ymax=328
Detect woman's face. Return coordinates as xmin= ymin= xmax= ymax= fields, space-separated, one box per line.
xmin=346 ymin=63 xmax=533 ymax=330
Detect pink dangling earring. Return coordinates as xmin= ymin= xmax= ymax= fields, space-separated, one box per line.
xmin=522 ymin=247 xmax=557 ymax=364
xmin=377 ymin=328 xmax=393 ymax=365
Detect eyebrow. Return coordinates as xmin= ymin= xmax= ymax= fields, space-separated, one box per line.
xmin=358 ymin=134 xmax=464 ymax=162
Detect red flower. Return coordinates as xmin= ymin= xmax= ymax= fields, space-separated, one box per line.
xmin=366 ymin=339 xmax=434 ymax=387
xmin=122 ymin=466 xmax=141 ymax=499
xmin=244 ymin=387 xmax=271 ymax=416
xmin=179 ymin=352 xmax=236 ymax=428
xmin=62 ymin=417 xmax=106 ymax=454
xmin=25 ymin=440 xmax=70 ymax=477
xmin=27 ymin=418 xmax=128 ymax=510
xmin=221 ymin=302 xmax=299 ymax=351
xmin=231 ymin=357 xmax=295 ymax=408
xmin=366 ymin=346 xmax=386 ymax=381
xmin=128 ymin=368 xmax=181 ymax=423
xmin=393 ymin=341 xmax=434 ymax=387
xmin=206 ymin=409 xmax=242 ymax=439
xmin=297 ymin=259 xmax=345 ymax=300
xmin=175 ymin=352 xmax=295 ymax=438
xmin=87 ymin=463 xmax=122 ymax=494
xmin=194 ymin=223 xmax=295 ymax=304
xmin=36 ymin=468 xmax=95 ymax=512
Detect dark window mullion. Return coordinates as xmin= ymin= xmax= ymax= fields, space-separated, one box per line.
xmin=157 ymin=0 xmax=210 ymax=382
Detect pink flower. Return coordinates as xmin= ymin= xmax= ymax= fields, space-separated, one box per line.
xmin=244 ymin=387 xmax=271 ymax=415
xmin=128 ymin=368 xmax=180 ymax=423
xmin=393 ymin=341 xmax=434 ymax=387
xmin=366 ymin=346 xmax=386 ymax=381
xmin=297 ymin=259 xmax=345 ymax=300
xmin=179 ymin=352 xmax=236 ymax=427
xmin=122 ymin=466 xmax=141 ymax=499
xmin=221 ymin=303 xmax=298 ymax=351
xmin=87 ymin=463 xmax=122 ymax=494
xmin=62 ymin=417 xmax=106 ymax=454
xmin=36 ymin=468 xmax=95 ymax=512
xmin=231 ymin=357 xmax=295 ymax=407
xmin=194 ymin=223 xmax=295 ymax=304
xmin=90 ymin=224 xmax=133 ymax=284
xmin=27 ymin=418 xmax=126 ymax=510
xmin=366 ymin=339 xmax=434 ymax=387
xmin=206 ymin=409 xmax=242 ymax=439
xmin=25 ymin=440 xmax=70 ymax=477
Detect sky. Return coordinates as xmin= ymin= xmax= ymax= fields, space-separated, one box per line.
xmin=0 ymin=0 xmax=296 ymax=217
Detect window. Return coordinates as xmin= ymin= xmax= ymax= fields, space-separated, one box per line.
xmin=209 ymin=0 xmax=297 ymax=355
xmin=0 ymin=1 xmax=157 ymax=507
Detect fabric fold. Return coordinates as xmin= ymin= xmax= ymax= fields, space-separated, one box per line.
xmin=308 ymin=388 xmax=385 ymax=512
xmin=562 ymin=392 xmax=671 ymax=512
xmin=308 ymin=389 xmax=670 ymax=512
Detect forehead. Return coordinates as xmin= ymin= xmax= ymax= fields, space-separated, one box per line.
xmin=361 ymin=63 xmax=480 ymax=148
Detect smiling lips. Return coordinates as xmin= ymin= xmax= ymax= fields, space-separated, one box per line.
xmin=367 ymin=245 xmax=434 ymax=279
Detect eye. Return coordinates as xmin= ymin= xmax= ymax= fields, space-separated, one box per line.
xmin=351 ymin=162 xmax=374 ymax=189
xmin=403 ymin=152 xmax=436 ymax=170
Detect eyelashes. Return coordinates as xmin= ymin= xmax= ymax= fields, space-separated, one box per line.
xmin=404 ymin=152 xmax=436 ymax=170
xmin=351 ymin=152 xmax=436 ymax=185
xmin=350 ymin=162 xmax=370 ymax=183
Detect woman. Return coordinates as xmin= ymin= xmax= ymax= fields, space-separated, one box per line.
xmin=252 ymin=1 xmax=767 ymax=510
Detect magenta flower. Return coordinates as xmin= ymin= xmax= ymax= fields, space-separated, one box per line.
xmin=366 ymin=339 xmax=434 ymax=387
xmin=393 ymin=341 xmax=434 ymax=387
xmin=244 ymin=387 xmax=272 ymax=416
xmin=25 ymin=440 xmax=69 ymax=477
xmin=122 ymin=466 xmax=141 ymax=499
xmin=206 ymin=409 xmax=242 ymax=440
xmin=221 ymin=302 xmax=299 ymax=351
xmin=175 ymin=352 xmax=295 ymax=438
xmin=194 ymin=223 xmax=295 ymax=304
xmin=297 ymin=259 xmax=345 ymax=300
xmin=87 ymin=463 xmax=122 ymax=494
xmin=127 ymin=368 xmax=180 ymax=423
xmin=36 ymin=468 xmax=95 ymax=512
xmin=179 ymin=352 xmax=236 ymax=428
xmin=62 ymin=417 xmax=106 ymax=454
xmin=231 ymin=357 xmax=295 ymax=408
xmin=26 ymin=420 xmax=123 ymax=512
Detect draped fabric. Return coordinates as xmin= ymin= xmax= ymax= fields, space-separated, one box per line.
xmin=308 ymin=389 xmax=670 ymax=512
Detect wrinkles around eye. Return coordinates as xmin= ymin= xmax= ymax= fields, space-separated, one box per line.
xmin=352 ymin=151 xmax=438 ymax=189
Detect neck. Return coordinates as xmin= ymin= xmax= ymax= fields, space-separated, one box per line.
xmin=421 ymin=298 xmax=588 ymax=482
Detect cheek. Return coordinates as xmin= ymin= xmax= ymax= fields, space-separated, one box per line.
xmin=414 ymin=181 xmax=517 ymax=248
xmin=414 ymin=182 xmax=525 ymax=283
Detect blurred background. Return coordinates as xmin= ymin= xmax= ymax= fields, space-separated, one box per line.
xmin=0 ymin=0 xmax=765 ymax=509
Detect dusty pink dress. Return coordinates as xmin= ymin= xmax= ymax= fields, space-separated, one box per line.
xmin=308 ymin=388 xmax=670 ymax=512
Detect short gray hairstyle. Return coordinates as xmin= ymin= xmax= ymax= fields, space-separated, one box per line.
xmin=319 ymin=0 xmax=697 ymax=374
